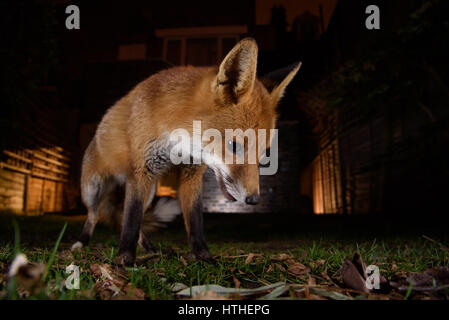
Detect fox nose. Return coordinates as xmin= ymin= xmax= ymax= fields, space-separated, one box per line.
xmin=245 ymin=194 xmax=259 ymax=205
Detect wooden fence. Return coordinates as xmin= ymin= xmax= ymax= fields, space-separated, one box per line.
xmin=305 ymin=112 xmax=386 ymax=215
xmin=0 ymin=92 xmax=76 ymax=215
xmin=0 ymin=141 xmax=71 ymax=215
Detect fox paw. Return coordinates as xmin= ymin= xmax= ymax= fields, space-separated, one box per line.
xmin=71 ymin=241 xmax=83 ymax=252
xmin=114 ymin=252 xmax=136 ymax=266
xmin=194 ymin=250 xmax=217 ymax=265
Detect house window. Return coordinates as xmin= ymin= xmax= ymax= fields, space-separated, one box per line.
xmin=166 ymin=39 xmax=182 ymax=65
xmin=117 ymin=44 xmax=147 ymax=61
xmin=186 ymin=38 xmax=217 ymax=66
xmin=156 ymin=26 xmax=247 ymax=66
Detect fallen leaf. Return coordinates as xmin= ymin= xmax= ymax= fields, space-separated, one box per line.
xmin=310 ymin=287 xmax=352 ymax=300
xmin=308 ymin=275 xmax=317 ymax=286
xmin=176 ymin=282 xmax=285 ymax=298
xmin=259 ymin=283 xmax=289 ymax=300
xmin=170 ymin=282 xmax=188 ymax=292
xmin=270 ymin=253 xmax=291 ymax=261
xmin=7 ymin=253 xmax=46 ymax=297
xmin=390 ymin=266 xmax=449 ymax=294
xmin=245 ymin=253 xmax=255 ymax=264
xmin=316 ymin=259 xmax=326 ymax=266
xmin=122 ymin=283 xmax=146 ymax=300
xmin=244 ymin=253 xmax=262 ymax=264
xmin=233 ymin=276 xmax=241 ymax=289
xmin=90 ymin=263 xmax=145 ymax=300
xmin=341 ymin=253 xmax=389 ymax=294
xmin=275 ymin=263 xmax=286 ymax=272
xmin=180 ymin=256 xmax=188 ymax=266
xmin=308 ymin=293 xmax=327 ymax=300
xmin=288 ymin=263 xmax=308 ymax=276
xmin=193 ymin=290 xmax=228 ymax=300
xmin=341 ymin=258 xmax=369 ymax=293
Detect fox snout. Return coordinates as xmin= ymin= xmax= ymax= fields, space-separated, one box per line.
xmin=215 ymin=163 xmax=260 ymax=204
xmin=245 ymin=194 xmax=259 ymax=205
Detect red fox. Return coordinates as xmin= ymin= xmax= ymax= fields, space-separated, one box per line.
xmin=72 ymin=38 xmax=300 ymax=265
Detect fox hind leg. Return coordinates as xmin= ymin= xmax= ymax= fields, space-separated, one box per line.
xmin=138 ymin=231 xmax=158 ymax=253
xmin=72 ymin=174 xmax=108 ymax=251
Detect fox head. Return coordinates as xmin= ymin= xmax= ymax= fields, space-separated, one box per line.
xmin=200 ymin=38 xmax=301 ymax=205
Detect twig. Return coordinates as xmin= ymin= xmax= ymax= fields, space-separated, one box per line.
xmin=422 ymin=235 xmax=449 ymax=252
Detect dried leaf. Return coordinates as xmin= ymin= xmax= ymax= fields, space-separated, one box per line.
xmin=244 ymin=253 xmax=262 ymax=264
xmin=176 ymin=282 xmax=285 ymax=298
xmin=341 ymin=253 xmax=389 ymax=294
xmin=310 ymin=288 xmax=352 ymax=300
xmin=7 ymin=253 xmax=46 ymax=297
xmin=288 ymin=263 xmax=308 ymax=276
xmin=90 ymin=263 xmax=145 ymax=300
xmin=122 ymin=283 xmax=145 ymax=300
xmin=170 ymin=282 xmax=188 ymax=292
xmin=341 ymin=258 xmax=369 ymax=293
xmin=245 ymin=253 xmax=255 ymax=264
xmin=270 ymin=253 xmax=291 ymax=261
xmin=259 ymin=283 xmax=289 ymax=300
xmin=180 ymin=255 xmax=188 ymax=267
xmin=193 ymin=290 xmax=228 ymax=300
xmin=308 ymin=293 xmax=327 ymax=300
xmin=352 ymin=253 xmax=368 ymax=279
xmin=391 ymin=266 xmax=449 ymax=293
xmin=308 ymin=275 xmax=317 ymax=286
xmin=316 ymin=259 xmax=326 ymax=266
xmin=275 ymin=263 xmax=286 ymax=272
xmin=233 ymin=276 xmax=241 ymax=289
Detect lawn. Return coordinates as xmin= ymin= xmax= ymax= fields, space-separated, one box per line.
xmin=0 ymin=212 xmax=448 ymax=300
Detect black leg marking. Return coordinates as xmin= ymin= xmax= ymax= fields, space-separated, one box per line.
xmin=189 ymin=197 xmax=213 ymax=262
xmin=117 ymin=197 xmax=143 ymax=265
xmin=78 ymin=221 xmax=94 ymax=246
xmin=138 ymin=231 xmax=158 ymax=253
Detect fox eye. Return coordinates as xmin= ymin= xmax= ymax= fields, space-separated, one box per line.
xmin=227 ymin=140 xmax=243 ymax=155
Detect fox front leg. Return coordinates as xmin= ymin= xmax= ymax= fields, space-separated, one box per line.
xmin=179 ymin=166 xmax=214 ymax=263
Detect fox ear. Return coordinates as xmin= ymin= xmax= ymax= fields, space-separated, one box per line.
xmin=213 ymin=38 xmax=258 ymax=105
xmin=263 ymin=62 xmax=302 ymax=106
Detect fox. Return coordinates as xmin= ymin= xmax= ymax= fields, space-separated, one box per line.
xmin=71 ymin=38 xmax=300 ymax=265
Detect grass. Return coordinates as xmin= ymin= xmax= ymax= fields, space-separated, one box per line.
xmin=0 ymin=212 xmax=448 ymax=300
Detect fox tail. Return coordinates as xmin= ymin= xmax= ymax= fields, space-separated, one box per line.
xmin=141 ymin=196 xmax=182 ymax=234
xmin=98 ymin=190 xmax=182 ymax=234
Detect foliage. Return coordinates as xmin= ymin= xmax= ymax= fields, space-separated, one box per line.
xmin=305 ymin=0 xmax=449 ymax=121
xmin=0 ymin=214 xmax=448 ymax=300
